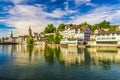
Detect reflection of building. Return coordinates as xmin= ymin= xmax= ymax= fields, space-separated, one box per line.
xmin=14 ymin=45 xmax=45 ymax=66
xmin=87 ymin=47 xmax=120 ymax=65
xmin=60 ymin=47 xmax=85 ymax=65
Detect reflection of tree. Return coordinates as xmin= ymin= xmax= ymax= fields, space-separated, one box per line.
xmin=54 ymin=47 xmax=61 ymax=61
xmin=44 ymin=47 xmax=61 ymax=64
xmin=99 ymin=60 xmax=111 ymax=70
xmin=27 ymin=45 xmax=34 ymax=63
xmin=87 ymin=47 xmax=120 ymax=70
xmin=10 ymin=45 xmax=16 ymax=58
xmin=82 ymin=49 xmax=91 ymax=68
xmin=44 ymin=47 xmax=54 ymax=64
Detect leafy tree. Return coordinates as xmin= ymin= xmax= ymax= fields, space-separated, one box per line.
xmin=27 ymin=37 xmax=34 ymax=45
xmin=80 ymin=22 xmax=90 ymax=27
xmin=57 ymin=23 xmax=65 ymax=31
xmin=90 ymin=20 xmax=112 ymax=32
xmin=0 ymin=39 xmax=1 ymax=43
xmin=90 ymin=24 xmax=99 ymax=32
xmin=54 ymin=33 xmax=62 ymax=44
xmin=97 ymin=20 xmax=110 ymax=29
xmin=45 ymin=33 xmax=62 ymax=44
xmin=44 ymin=24 xmax=56 ymax=33
xmin=109 ymin=25 xmax=119 ymax=31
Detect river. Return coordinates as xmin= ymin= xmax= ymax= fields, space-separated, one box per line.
xmin=0 ymin=45 xmax=120 ymax=80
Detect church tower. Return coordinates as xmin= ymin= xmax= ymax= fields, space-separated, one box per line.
xmin=10 ymin=30 xmax=13 ymax=38
xmin=28 ymin=26 xmax=32 ymax=37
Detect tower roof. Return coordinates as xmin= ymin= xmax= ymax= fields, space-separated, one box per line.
xmin=10 ymin=30 xmax=13 ymax=37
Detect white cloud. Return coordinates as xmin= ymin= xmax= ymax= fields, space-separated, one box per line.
xmin=69 ymin=5 xmax=120 ymax=25
xmin=4 ymin=0 xmax=29 ymax=4
xmin=1 ymin=4 xmax=76 ymax=36
xmin=75 ymin=0 xmax=91 ymax=5
xmin=1 ymin=1 xmax=120 ymax=37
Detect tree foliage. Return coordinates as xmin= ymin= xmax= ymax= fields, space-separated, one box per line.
xmin=80 ymin=22 xmax=90 ymax=27
xmin=27 ymin=37 xmax=34 ymax=45
xmin=57 ymin=23 xmax=65 ymax=31
xmin=44 ymin=24 xmax=56 ymax=33
xmin=54 ymin=33 xmax=62 ymax=44
xmin=90 ymin=20 xmax=119 ymax=32
xmin=45 ymin=33 xmax=62 ymax=44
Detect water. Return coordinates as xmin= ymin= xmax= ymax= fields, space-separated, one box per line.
xmin=0 ymin=45 xmax=120 ymax=80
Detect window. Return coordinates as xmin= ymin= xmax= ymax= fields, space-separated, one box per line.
xmin=102 ymin=34 xmax=105 ymax=36
xmin=117 ymin=33 xmax=120 ymax=36
xmin=112 ymin=33 xmax=115 ymax=36
xmin=112 ymin=37 xmax=116 ymax=40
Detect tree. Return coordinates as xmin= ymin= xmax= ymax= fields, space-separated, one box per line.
xmin=109 ymin=25 xmax=119 ymax=31
xmin=44 ymin=24 xmax=56 ymax=33
xmin=90 ymin=20 xmax=111 ymax=32
xmin=57 ymin=23 xmax=65 ymax=31
xmin=80 ymin=22 xmax=90 ymax=27
xmin=45 ymin=33 xmax=62 ymax=44
xmin=54 ymin=33 xmax=62 ymax=44
xmin=97 ymin=20 xmax=110 ymax=29
xmin=27 ymin=37 xmax=34 ymax=45
xmin=0 ymin=39 xmax=1 ymax=43
xmin=90 ymin=24 xmax=98 ymax=32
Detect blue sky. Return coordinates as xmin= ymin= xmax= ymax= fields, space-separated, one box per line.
xmin=0 ymin=0 xmax=120 ymax=37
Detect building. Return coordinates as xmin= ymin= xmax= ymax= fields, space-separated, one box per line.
xmin=88 ymin=30 xmax=120 ymax=46
xmin=28 ymin=27 xmax=32 ymax=37
xmin=33 ymin=32 xmax=39 ymax=41
xmin=96 ymin=31 xmax=120 ymax=46
xmin=74 ymin=26 xmax=91 ymax=43
xmin=59 ymin=24 xmax=80 ymax=39
xmin=17 ymin=35 xmax=29 ymax=44
xmin=59 ymin=24 xmax=91 ymax=44
xmin=2 ymin=30 xmax=18 ymax=44
xmin=87 ymin=33 xmax=96 ymax=46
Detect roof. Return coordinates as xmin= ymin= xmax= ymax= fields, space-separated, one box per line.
xmin=97 ymin=31 xmax=120 ymax=35
xmin=80 ymin=26 xmax=89 ymax=32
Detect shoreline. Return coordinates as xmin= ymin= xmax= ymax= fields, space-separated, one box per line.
xmin=0 ymin=43 xmax=120 ymax=48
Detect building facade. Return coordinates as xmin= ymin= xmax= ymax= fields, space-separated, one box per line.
xmin=59 ymin=24 xmax=91 ymax=44
xmin=96 ymin=31 xmax=120 ymax=46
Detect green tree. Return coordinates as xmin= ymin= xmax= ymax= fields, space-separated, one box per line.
xmin=90 ymin=24 xmax=98 ymax=32
xmin=0 ymin=39 xmax=1 ymax=43
xmin=90 ymin=20 xmax=111 ymax=32
xmin=44 ymin=24 xmax=56 ymax=33
xmin=109 ymin=25 xmax=119 ymax=31
xmin=97 ymin=20 xmax=110 ymax=29
xmin=57 ymin=23 xmax=65 ymax=31
xmin=27 ymin=37 xmax=34 ymax=45
xmin=80 ymin=22 xmax=90 ymax=27
xmin=27 ymin=45 xmax=34 ymax=62
xmin=54 ymin=33 xmax=62 ymax=44
xmin=45 ymin=33 xmax=62 ymax=44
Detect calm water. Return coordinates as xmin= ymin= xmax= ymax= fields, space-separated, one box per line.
xmin=0 ymin=45 xmax=120 ymax=80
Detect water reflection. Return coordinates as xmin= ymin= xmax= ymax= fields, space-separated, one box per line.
xmin=43 ymin=46 xmax=120 ymax=69
xmin=1 ymin=45 xmax=120 ymax=80
xmin=1 ymin=45 xmax=120 ymax=69
xmin=27 ymin=45 xmax=34 ymax=62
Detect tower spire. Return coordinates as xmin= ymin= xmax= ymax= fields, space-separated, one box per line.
xmin=28 ymin=26 xmax=32 ymax=37
xmin=10 ymin=30 xmax=13 ymax=38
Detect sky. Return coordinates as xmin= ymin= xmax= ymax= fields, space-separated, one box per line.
xmin=0 ymin=0 xmax=120 ymax=37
